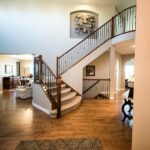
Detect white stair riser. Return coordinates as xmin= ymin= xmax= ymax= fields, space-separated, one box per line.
xmin=48 ymin=84 xmax=66 ymax=90
xmin=61 ymin=95 xmax=77 ymax=106
xmin=50 ymin=100 xmax=81 ymax=118
xmin=51 ymin=89 xmax=71 ymax=96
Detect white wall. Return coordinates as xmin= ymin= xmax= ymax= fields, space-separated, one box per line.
xmin=115 ymin=53 xmax=134 ymax=90
xmin=83 ymin=51 xmax=110 ymax=79
xmin=122 ymin=54 xmax=134 ymax=89
xmin=32 ymin=83 xmax=52 ymax=114
xmin=0 ymin=0 xmax=115 ymax=73
xmin=124 ymin=55 xmax=134 ymax=79
xmin=115 ymin=51 xmax=123 ymax=90
xmin=62 ymin=40 xmax=112 ymax=94
xmin=0 ymin=55 xmax=19 ymax=91
xmin=132 ymin=0 xmax=150 ymax=149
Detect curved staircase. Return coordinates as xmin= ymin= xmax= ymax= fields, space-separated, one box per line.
xmin=34 ymin=5 xmax=136 ymax=118
xmin=34 ymin=55 xmax=82 ymax=118
xmin=48 ymin=82 xmax=81 ymax=118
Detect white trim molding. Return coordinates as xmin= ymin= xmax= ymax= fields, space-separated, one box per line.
xmin=116 ymin=88 xmax=125 ymax=91
xmin=110 ymin=96 xmax=114 ymax=100
xmin=32 ymin=101 xmax=50 ymax=115
xmin=0 ymin=90 xmax=3 ymax=94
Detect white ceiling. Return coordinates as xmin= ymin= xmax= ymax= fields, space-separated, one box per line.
xmin=7 ymin=54 xmax=34 ymax=60
xmin=57 ymin=0 xmax=132 ymax=5
xmin=115 ymin=40 xmax=135 ymax=55
xmin=57 ymin=0 xmax=136 ymax=11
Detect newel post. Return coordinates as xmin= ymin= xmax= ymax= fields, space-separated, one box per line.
xmin=56 ymin=76 xmax=61 ymax=118
xmin=56 ymin=56 xmax=61 ymax=118
xmin=56 ymin=56 xmax=59 ymax=77
xmin=39 ymin=55 xmax=43 ymax=84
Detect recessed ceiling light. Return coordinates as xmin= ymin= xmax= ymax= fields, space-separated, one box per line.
xmin=132 ymin=45 xmax=135 ymax=48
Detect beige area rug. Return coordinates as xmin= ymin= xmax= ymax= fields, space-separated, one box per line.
xmin=16 ymin=138 xmax=103 ymax=150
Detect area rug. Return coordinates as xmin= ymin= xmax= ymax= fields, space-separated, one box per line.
xmin=15 ymin=138 xmax=103 ymax=150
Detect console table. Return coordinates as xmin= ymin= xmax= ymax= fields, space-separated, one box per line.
xmin=3 ymin=76 xmax=19 ymax=89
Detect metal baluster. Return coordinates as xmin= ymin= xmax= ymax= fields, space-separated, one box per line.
xmin=62 ymin=56 xmax=64 ymax=74
xmin=104 ymin=24 xmax=106 ymax=41
xmin=127 ymin=10 xmax=129 ymax=32
xmin=132 ymin=7 xmax=134 ymax=30
xmin=106 ymin=80 xmax=108 ymax=98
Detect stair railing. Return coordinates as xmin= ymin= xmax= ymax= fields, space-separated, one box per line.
xmin=33 ymin=6 xmax=136 ymax=117
xmin=57 ymin=5 xmax=136 ymax=76
xmin=34 ymin=55 xmax=61 ymax=118
xmin=83 ymin=79 xmax=110 ymax=99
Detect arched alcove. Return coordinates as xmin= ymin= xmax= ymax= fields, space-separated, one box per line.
xmin=70 ymin=10 xmax=99 ymax=38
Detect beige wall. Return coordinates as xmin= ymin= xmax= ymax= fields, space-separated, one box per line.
xmin=0 ymin=55 xmax=19 ymax=91
xmin=115 ymin=52 xmax=123 ymax=90
xmin=62 ymin=40 xmax=112 ymax=94
xmin=117 ymin=0 xmax=136 ymax=12
xmin=20 ymin=60 xmax=33 ymax=76
xmin=83 ymin=51 xmax=109 ymax=79
xmin=0 ymin=55 xmax=34 ymax=91
xmin=132 ymin=0 xmax=150 ymax=149
xmin=116 ymin=54 xmax=134 ymax=90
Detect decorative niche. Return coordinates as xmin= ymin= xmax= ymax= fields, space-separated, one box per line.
xmin=70 ymin=10 xmax=99 ymax=38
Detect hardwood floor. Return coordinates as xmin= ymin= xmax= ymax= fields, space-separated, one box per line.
xmin=0 ymin=90 xmax=132 ymax=150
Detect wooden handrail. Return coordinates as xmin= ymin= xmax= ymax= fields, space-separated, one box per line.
xmin=58 ymin=19 xmax=112 ymax=59
xmin=56 ymin=77 xmax=61 ymax=118
xmin=57 ymin=5 xmax=136 ymax=75
xmin=58 ymin=5 xmax=136 ymax=59
xmin=113 ymin=5 xmax=136 ymax=18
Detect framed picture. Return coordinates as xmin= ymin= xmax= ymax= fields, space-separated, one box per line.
xmin=86 ymin=65 xmax=95 ymax=76
xmin=70 ymin=10 xmax=98 ymax=38
xmin=5 ymin=65 xmax=13 ymax=74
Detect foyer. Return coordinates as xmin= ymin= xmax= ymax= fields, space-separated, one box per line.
xmin=0 ymin=90 xmax=132 ymax=150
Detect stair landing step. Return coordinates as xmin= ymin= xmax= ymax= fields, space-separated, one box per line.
xmin=49 ymin=84 xmax=66 ymax=90
xmin=51 ymin=88 xmax=71 ymax=96
xmin=50 ymin=96 xmax=81 ymax=118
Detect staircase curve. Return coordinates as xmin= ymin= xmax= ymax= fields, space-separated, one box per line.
xmin=34 ymin=6 xmax=136 ymax=118
xmin=57 ymin=5 xmax=136 ymax=95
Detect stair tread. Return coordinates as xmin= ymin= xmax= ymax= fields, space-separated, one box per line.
xmin=51 ymin=88 xmax=71 ymax=96
xmin=49 ymin=84 xmax=66 ymax=90
xmin=61 ymin=92 xmax=76 ymax=102
xmin=50 ymin=96 xmax=81 ymax=114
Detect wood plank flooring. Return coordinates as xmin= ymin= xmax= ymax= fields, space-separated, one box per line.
xmin=0 ymin=90 xmax=132 ymax=150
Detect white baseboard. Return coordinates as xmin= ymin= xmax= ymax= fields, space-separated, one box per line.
xmin=110 ymin=96 xmax=114 ymax=100
xmin=32 ymin=101 xmax=50 ymax=115
xmin=109 ymin=96 xmax=115 ymax=99
xmin=116 ymin=88 xmax=125 ymax=91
